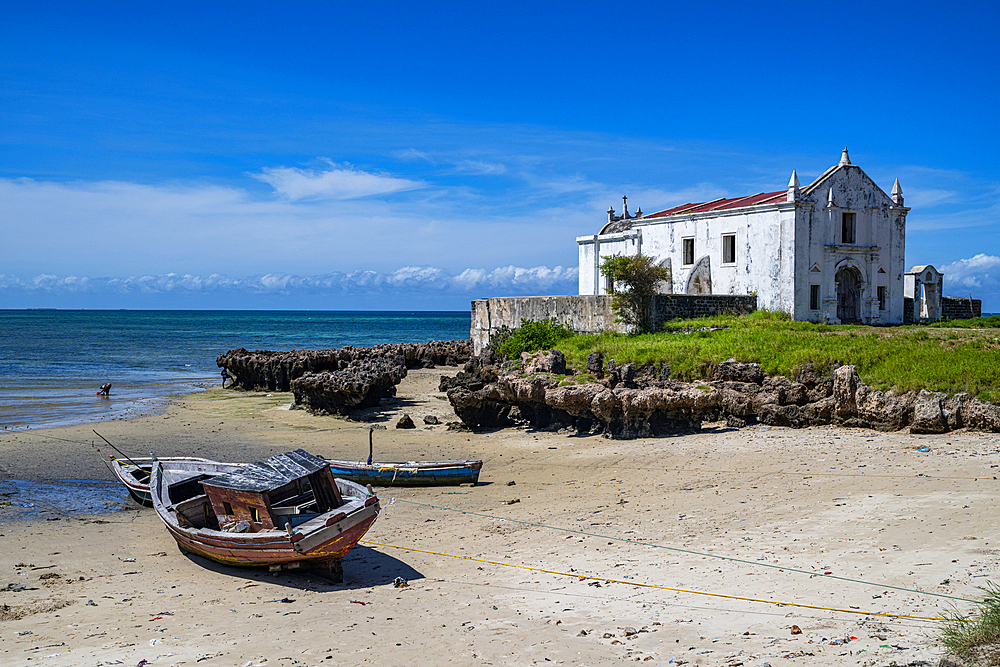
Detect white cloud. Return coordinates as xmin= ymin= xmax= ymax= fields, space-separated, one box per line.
xmin=0 ymin=265 xmax=579 ymax=299
xmin=939 ymin=254 xmax=1000 ymax=291
xmin=902 ymin=188 xmax=957 ymax=208
xmin=251 ymin=160 xmax=423 ymax=200
xmin=450 ymin=160 xmax=507 ymax=175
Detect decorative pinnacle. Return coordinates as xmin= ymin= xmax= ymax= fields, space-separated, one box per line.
xmin=839 ymin=147 xmax=851 ymax=166
xmin=787 ymin=169 xmax=800 ymax=202
xmin=827 ymin=187 xmax=836 ymax=207
xmin=891 ymin=178 xmax=904 ymax=205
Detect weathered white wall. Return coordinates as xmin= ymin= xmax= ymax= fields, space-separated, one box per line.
xmin=798 ymin=166 xmax=909 ymax=324
xmin=577 ymin=161 xmax=909 ymax=324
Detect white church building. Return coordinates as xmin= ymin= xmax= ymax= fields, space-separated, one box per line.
xmin=577 ymin=149 xmax=911 ymax=324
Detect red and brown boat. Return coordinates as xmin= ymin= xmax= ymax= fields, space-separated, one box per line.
xmin=150 ymin=448 xmax=380 ymax=582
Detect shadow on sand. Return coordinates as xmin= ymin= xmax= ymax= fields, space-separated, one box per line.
xmin=179 ymin=544 xmax=424 ymax=592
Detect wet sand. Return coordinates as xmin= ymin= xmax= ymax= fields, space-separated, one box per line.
xmin=2 ymin=367 xmax=999 ymax=666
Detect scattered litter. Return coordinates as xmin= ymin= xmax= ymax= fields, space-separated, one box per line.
xmin=120 ymin=557 xmax=136 ymax=562
xmin=17 ymin=630 xmax=33 ymax=636
xmin=503 ymin=498 xmax=520 ymax=505
xmin=393 ymin=577 xmax=408 ymax=588
xmin=506 ymin=480 xmax=516 ymax=486
xmin=790 ymin=625 xmax=802 ymax=635
xmin=917 ymin=447 xmax=931 ymax=453
xmin=149 ymin=638 xmax=161 ymax=646
xmin=350 ymin=600 xmax=367 ymax=605
xmin=87 ymin=599 xmax=97 ymax=606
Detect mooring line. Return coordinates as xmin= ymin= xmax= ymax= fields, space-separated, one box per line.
xmin=361 ymin=540 xmax=947 ymax=621
xmin=390 ymin=498 xmax=977 ymax=603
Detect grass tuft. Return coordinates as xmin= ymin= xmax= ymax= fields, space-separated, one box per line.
xmin=940 ymin=582 xmax=1000 ymax=656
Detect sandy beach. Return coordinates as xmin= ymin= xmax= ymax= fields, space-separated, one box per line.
xmin=2 ymin=367 xmax=999 ymax=666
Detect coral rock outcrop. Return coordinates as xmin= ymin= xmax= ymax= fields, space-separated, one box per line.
xmin=217 ymin=340 xmax=471 ymax=392
xmin=443 ymin=351 xmax=1000 ymax=438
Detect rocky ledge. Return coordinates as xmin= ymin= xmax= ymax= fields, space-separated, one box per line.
xmin=290 ymin=356 xmax=408 ymax=416
xmin=217 ymin=340 xmax=472 ymax=392
xmin=443 ymin=350 xmax=1000 ymax=438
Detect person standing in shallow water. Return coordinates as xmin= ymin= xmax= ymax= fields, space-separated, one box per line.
xmin=221 ymin=368 xmax=229 ymax=387
xmin=98 ymin=383 xmax=111 ymax=397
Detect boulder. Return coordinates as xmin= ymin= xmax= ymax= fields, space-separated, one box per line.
xmin=960 ymin=397 xmax=1000 ymax=432
xmin=586 ymin=352 xmax=604 ymax=378
xmin=521 ymin=349 xmax=567 ymax=375
xmin=396 ymin=413 xmax=415 ymax=429
xmin=714 ymin=359 xmax=765 ymax=384
xmin=911 ymin=390 xmax=948 ymax=434
xmin=290 ymin=357 xmax=407 ymax=416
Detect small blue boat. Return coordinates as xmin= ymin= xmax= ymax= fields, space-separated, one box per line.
xmin=324 ymin=458 xmax=483 ymax=487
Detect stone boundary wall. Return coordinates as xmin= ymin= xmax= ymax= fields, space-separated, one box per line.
xmin=471 ymin=294 xmax=758 ymax=354
xmin=472 ymin=296 xmax=621 ymax=355
xmin=649 ymin=294 xmax=757 ymax=323
xmin=942 ymin=296 xmax=982 ymax=320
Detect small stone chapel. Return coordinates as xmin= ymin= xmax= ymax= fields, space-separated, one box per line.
xmin=577 ymin=149 xmax=911 ymax=324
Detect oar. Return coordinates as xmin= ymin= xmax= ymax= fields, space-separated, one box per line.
xmin=93 ymin=430 xmax=142 ymax=469
xmin=367 ymin=428 xmax=374 ymax=466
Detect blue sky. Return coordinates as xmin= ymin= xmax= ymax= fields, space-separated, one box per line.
xmin=2 ymin=1 xmax=998 ymax=311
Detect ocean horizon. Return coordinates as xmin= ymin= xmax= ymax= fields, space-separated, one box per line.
xmin=0 ymin=309 xmax=470 ymax=431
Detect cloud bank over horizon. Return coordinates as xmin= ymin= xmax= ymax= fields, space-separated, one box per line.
xmin=0 ymin=265 xmax=580 ymax=310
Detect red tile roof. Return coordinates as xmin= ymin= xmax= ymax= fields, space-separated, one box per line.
xmin=642 ymin=190 xmax=786 ymax=219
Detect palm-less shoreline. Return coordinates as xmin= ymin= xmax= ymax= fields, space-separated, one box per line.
xmin=1 ymin=368 xmax=998 ymax=665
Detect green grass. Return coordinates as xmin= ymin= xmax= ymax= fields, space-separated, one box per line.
xmin=929 ymin=314 xmax=1000 ymax=329
xmin=552 ymin=310 xmax=1000 ymax=402
xmin=940 ymin=583 xmax=1000 ymax=656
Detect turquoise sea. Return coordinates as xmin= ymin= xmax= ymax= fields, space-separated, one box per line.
xmin=0 ymin=310 xmax=470 ymax=431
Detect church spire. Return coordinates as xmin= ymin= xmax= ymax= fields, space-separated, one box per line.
xmin=839 ymin=147 xmax=851 ymax=166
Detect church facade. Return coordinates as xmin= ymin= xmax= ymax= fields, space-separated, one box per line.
xmin=577 ymin=149 xmax=911 ymax=324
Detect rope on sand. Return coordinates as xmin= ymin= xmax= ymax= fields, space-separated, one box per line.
xmin=391 ymin=498 xmax=978 ymax=603
xmin=361 ymin=539 xmax=948 ymax=621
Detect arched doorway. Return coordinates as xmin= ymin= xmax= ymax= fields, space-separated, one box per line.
xmin=835 ymin=267 xmax=862 ymax=323
xmin=685 ymin=256 xmax=712 ymax=295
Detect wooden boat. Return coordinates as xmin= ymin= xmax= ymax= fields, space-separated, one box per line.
xmin=325 ymin=458 xmax=482 ymax=486
xmin=114 ymin=453 xmax=482 ymax=498
xmin=111 ymin=456 xmax=212 ymax=507
xmin=150 ymin=449 xmax=380 ymax=581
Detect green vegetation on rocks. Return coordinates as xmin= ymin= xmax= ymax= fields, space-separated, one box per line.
xmin=487 ymin=318 xmax=575 ymax=360
xmin=552 ymin=310 xmax=1000 ymax=403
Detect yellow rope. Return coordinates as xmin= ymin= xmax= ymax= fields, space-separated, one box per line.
xmin=361 ymin=540 xmax=947 ymax=621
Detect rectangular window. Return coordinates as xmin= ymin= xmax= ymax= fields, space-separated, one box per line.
xmin=722 ymin=234 xmax=736 ymax=264
xmin=250 ymin=506 xmax=260 ymax=523
xmin=810 ymin=284 xmax=820 ymax=310
xmin=878 ymin=286 xmax=886 ymax=311
xmin=222 ymin=501 xmax=233 ymax=516
xmin=842 ymin=212 xmax=856 ymax=244
xmin=683 ymin=238 xmax=694 ymax=265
